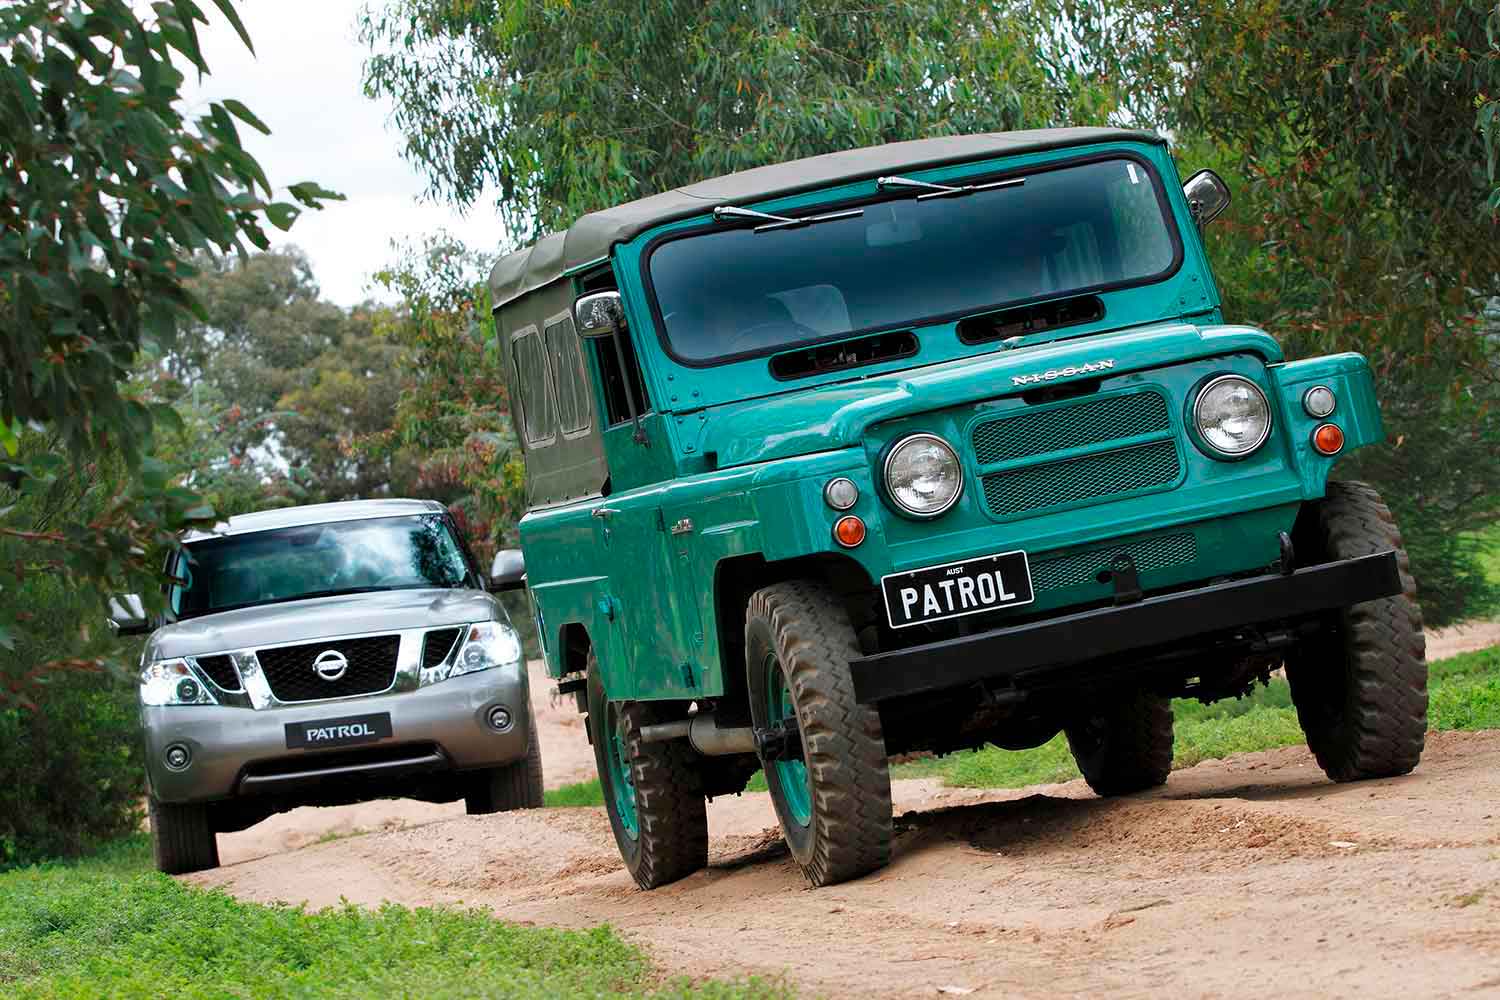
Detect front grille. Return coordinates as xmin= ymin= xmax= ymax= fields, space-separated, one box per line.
xmin=969 ymin=388 xmax=1181 ymax=520
xmin=982 ymin=440 xmax=1181 ymax=518
xmin=972 ymin=391 xmax=1170 ymax=465
xmin=1032 ymin=533 xmax=1198 ymax=592
xmin=194 ymin=654 xmax=242 ymax=692
xmin=421 ymin=628 xmax=462 ymax=670
xmin=255 ymin=635 xmax=400 ymax=703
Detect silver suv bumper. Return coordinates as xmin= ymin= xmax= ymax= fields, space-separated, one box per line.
xmin=142 ymin=661 xmax=531 ymax=804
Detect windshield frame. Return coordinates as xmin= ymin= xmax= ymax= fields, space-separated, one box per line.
xmin=167 ymin=512 xmax=483 ymax=622
xmin=639 ymin=150 xmax=1186 ymax=369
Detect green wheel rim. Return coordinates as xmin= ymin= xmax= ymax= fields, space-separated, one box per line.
xmin=606 ymin=702 xmax=639 ymax=840
xmin=765 ymin=652 xmax=812 ymax=827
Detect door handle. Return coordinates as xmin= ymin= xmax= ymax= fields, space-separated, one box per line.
xmin=591 ymin=507 xmax=620 ymax=519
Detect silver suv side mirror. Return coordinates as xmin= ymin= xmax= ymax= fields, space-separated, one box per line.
xmin=489 ymin=549 xmax=527 ymax=593
xmin=108 ymin=594 xmax=151 ymax=636
xmin=1183 ymin=169 xmax=1231 ymax=227
xmin=574 ymin=290 xmax=626 ymax=339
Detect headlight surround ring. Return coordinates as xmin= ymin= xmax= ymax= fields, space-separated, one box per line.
xmin=1192 ymin=374 xmax=1273 ymax=459
xmin=882 ymin=432 xmax=964 ymax=518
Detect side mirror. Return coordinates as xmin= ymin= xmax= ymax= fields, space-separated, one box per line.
xmin=488 ymin=549 xmax=527 ymax=593
xmin=574 ymin=290 xmax=625 ymax=339
xmin=1183 ymin=169 xmax=1231 ymax=226
xmin=108 ymin=594 xmax=151 ymax=637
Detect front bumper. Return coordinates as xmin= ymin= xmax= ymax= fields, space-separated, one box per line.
xmin=142 ymin=662 xmax=532 ymax=804
xmin=850 ymin=551 xmax=1402 ymax=703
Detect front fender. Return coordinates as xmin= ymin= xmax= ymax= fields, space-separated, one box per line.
xmin=1268 ymin=353 xmax=1383 ymax=498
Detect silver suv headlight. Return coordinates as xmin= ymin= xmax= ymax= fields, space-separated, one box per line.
xmin=884 ymin=433 xmax=963 ymax=517
xmin=422 ymin=622 xmax=523 ymax=687
xmin=140 ymin=659 xmax=218 ymax=706
xmin=1194 ymin=375 xmax=1272 ymax=458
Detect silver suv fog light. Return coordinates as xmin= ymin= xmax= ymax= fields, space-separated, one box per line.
xmin=487 ymin=705 xmax=514 ymax=732
xmin=1193 ymin=375 xmax=1272 ymax=458
xmin=884 ymin=433 xmax=963 ymax=517
xmin=164 ymin=744 xmax=192 ymax=771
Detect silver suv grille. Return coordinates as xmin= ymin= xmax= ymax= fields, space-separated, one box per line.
xmin=255 ymin=635 xmax=400 ymax=703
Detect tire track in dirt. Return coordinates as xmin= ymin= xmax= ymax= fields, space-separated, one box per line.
xmin=194 ymin=728 xmax=1500 ymax=998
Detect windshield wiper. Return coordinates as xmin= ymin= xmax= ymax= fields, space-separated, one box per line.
xmin=876 ymin=174 xmax=1025 ymax=200
xmin=711 ymin=204 xmax=863 ymax=233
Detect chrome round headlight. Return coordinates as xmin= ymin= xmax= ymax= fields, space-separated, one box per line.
xmin=884 ymin=433 xmax=963 ymax=517
xmin=1194 ymin=375 xmax=1272 ymax=457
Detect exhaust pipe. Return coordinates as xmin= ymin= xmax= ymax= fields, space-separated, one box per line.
xmin=639 ymin=713 xmax=756 ymax=756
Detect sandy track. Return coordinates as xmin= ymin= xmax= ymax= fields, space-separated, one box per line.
xmin=214 ymin=661 xmax=598 ymax=865
xmin=197 ymin=693 xmax=1500 ymax=998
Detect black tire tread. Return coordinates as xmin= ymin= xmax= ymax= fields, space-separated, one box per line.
xmin=1286 ymin=481 xmax=1427 ymax=782
xmin=150 ymin=796 xmax=219 ymax=875
xmin=620 ymin=700 xmax=709 ymax=889
xmin=1064 ymin=691 xmax=1174 ymax=797
xmin=587 ymin=654 xmax=707 ymax=890
xmin=749 ymin=580 xmax=892 ymax=886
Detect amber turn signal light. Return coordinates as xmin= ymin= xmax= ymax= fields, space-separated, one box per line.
xmin=1312 ymin=423 xmax=1344 ymax=456
xmin=833 ymin=515 xmax=866 ymax=548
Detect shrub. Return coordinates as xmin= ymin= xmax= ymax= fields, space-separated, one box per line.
xmin=0 ymin=573 xmax=144 ymax=868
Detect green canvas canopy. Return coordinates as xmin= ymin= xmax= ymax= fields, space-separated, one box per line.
xmin=486 ymin=127 xmax=1163 ymax=308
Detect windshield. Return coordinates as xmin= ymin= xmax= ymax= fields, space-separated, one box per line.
xmin=649 ymin=157 xmax=1180 ymax=365
xmin=171 ymin=513 xmax=471 ymax=619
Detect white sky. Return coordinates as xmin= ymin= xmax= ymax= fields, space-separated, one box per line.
xmin=180 ymin=1 xmax=504 ymax=306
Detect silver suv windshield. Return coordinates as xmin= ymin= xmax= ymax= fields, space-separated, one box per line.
xmin=171 ymin=513 xmax=471 ymax=619
xmin=648 ymin=156 xmax=1180 ymax=365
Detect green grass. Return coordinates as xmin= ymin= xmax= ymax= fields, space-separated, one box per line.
xmin=923 ymin=644 xmax=1500 ymax=790
xmin=1471 ymin=522 xmax=1500 ymax=585
xmin=0 ymin=837 xmax=790 ymax=1000
xmin=544 ymin=778 xmax=605 ymax=808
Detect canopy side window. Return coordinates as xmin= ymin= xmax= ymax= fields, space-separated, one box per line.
xmin=511 ymin=324 xmax=557 ymax=447
xmin=543 ymin=311 xmax=592 ymax=437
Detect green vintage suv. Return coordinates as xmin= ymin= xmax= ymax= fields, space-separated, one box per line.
xmin=486 ymin=128 xmax=1426 ymax=889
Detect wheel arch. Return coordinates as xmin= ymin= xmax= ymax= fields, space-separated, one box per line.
xmin=710 ymin=551 xmax=876 ymax=725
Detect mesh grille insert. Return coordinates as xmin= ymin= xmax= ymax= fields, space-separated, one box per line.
xmin=421 ymin=628 xmax=462 ymax=670
xmin=1033 ymin=533 xmax=1199 ymax=592
xmin=255 ymin=635 xmax=400 ymax=703
xmin=972 ymin=391 xmax=1170 ymax=466
xmin=195 ymin=654 xmax=241 ymax=692
xmin=981 ymin=440 xmax=1181 ymax=518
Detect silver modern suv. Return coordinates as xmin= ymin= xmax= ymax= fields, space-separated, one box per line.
xmin=113 ymin=499 xmax=540 ymax=874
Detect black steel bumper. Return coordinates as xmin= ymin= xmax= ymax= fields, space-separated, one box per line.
xmin=850 ymin=551 xmax=1403 ymax=703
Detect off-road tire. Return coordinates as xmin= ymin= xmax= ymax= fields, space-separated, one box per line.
xmin=149 ymin=796 xmax=219 ymax=875
xmin=465 ymin=695 xmax=545 ymax=813
xmin=1064 ymin=691 xmax=1174 ymax=797
xmin=586 ymin=657 xmax=708 ymax=889
xmin=746 ymin=580 xmax=892 ymax=887
xmin=1285 ymin=481 xmax=1427 ymax=782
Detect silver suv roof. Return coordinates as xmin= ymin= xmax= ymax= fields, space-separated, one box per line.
xmin=182 ymin=499 xmax=447 ymax=542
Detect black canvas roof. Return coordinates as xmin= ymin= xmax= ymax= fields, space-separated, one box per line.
xmin=487 ymin=127 xmax=1164 ymax=308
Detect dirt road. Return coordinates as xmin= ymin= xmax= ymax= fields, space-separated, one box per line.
xmin=194 ymin=660 xmax=1500 ymax=998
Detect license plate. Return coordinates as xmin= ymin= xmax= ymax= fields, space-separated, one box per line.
xmin=285 ymin=712 xmax=392 ymax=750
xmin=881 ymin=550 xmax=1035 ymax=629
